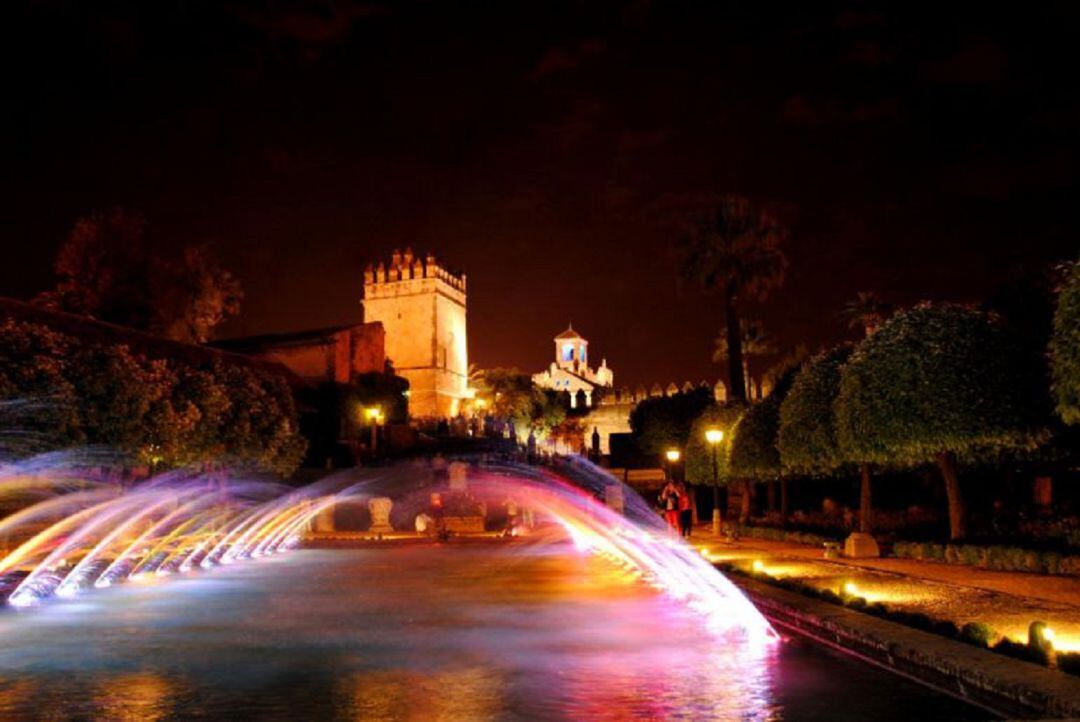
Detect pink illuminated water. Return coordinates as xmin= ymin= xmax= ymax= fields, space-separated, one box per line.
xmin=0 ymin=545 xmax=989 ymax=720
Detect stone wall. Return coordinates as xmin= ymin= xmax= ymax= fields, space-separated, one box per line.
xmin=214 ymin=322 xmax=385 ymax=385
xmin=363 ymin=250 xmax=469 ymax=418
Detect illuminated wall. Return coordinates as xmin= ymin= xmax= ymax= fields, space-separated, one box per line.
xmin=362 ymin=250 xmax=469 ymax=418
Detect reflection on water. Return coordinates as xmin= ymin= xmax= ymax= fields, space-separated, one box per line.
xmin=0 ymin=546 xmax=988 ymax=721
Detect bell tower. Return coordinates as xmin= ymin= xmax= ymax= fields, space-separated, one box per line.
xmin=554 ymin=324 xmax=587 ymax=372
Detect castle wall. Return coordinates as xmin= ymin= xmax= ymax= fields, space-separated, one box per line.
xmin=582 ymin=402 xmax=634 ymax=455
xmin=213 ymin=323 xmax=386 ymax=385
xmin=259 ymin=337 xmax=346 ymax=383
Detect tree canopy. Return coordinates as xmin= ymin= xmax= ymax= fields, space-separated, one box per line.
xmin=628 ymin=386 xmax=714 ymax=456
xmin=835 ymin=303 xmax=1047 ymax=465
xmin=1052 ymin=259 xmax=1080 ymax=425
xmin=728 ymin=367 xmax=799 ymax=480
xmin=0 ymin=319 xmax=305 ymax=475
xmin=685 ymin=402 xmax=745 ymax=486
xmin=778 ymin=345 xmax=853 ymax=476
xmin=37 ymin=208 xmax=242 ymax=343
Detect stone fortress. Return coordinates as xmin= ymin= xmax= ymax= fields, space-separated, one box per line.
xmin=532 ymin=324 xmax=614 ymax=408
xmin=362 ymin=249 xmax=471 ymax=418
xmin=533 ymin=324 xmax=728 ymax=454
xmin=218 ymin=248 xmax=725 ymax=436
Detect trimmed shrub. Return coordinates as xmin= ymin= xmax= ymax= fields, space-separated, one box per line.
xmin=960 ymin=622 xmax=995 ymax=648
xmin=993 ymin=637 xmax=1049 ymax=666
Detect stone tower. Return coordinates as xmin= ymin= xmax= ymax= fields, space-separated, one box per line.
xmin=362 ymin=249 xmax=469 ymax=418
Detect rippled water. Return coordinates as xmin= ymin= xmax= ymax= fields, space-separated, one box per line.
xmin=0 ymin=545 xmax=990 ymax=721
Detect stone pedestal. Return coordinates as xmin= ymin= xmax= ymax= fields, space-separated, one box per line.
xmin=844 ymin=532 xmax=880 ymax=559
xmin=368 ymin=497 xmax=394 ymax=534
xmin=449 ymin=462 xmax=468 ymax=492
xmin=604 ymin=485 xmax=625 ymax=515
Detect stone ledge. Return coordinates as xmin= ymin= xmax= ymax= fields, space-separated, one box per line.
xmin=731 ymin=575 xmax=1080 ymax=720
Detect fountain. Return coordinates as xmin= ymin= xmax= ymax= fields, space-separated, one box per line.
xmin=0 ymin=450 xmax=776 ymax=641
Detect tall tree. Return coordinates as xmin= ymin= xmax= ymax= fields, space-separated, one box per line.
xmin=713 ymin=318 xmax=776 ymax=399
xmin=38 ymin=209 xmax=242 ymax=343
xmin=778 ymin=346 xmax=872 ymax=530
xmin=728 ymin=367 xmax=800 ymax=522
xmin=37 ymin=208 xmax=153 ymax=328
xmin=1051 ymin=259 xmax=1080 ymax=425
xmin=677 ymin=195 xmax=787 ymax=403
xmin=156 ymin=246 xmax=243 ymax=343
xmin=835 ymin=303 xmax=1047 ymax=541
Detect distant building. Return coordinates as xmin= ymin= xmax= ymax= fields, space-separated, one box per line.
xmin=532 ymin=324 xmax=613 ymax=408
xmin=213 ymin=323 xmax=385 ymax=385
xmin=362 ymin=249 xmax=470 ymax=418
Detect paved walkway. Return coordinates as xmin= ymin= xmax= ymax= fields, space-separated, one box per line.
xmin=689 ymin=523 xmax=1080 ymax=651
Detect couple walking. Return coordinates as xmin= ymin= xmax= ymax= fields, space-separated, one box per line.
xmin=660 ymin=479 xmax=692 ymax=538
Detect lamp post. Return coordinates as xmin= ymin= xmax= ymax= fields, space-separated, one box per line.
xmin=364 ymin=406 xmax=384 ymax=455
xmin=664 ymin=448 xmax=681 ymax=482
xmin=705 ymin=428 xmax=724 ymax=535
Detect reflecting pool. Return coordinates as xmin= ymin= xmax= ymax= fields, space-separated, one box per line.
xmin=0 ymin=545 xmax=991 ymax=721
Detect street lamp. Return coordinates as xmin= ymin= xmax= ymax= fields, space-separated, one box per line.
xmin=364 ymin=406 xmax=383 ymax=454
xmin=705 ymin=428 xmax=724 ymax=535
xmin=663 ymin=448 xmax=681 ymax=484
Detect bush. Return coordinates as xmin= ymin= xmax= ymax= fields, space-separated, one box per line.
xmin=892 ymin=540 xmax=1080 ymax=576
xmin=960 ymin=622 xmax=995 ymax=648
xmin=993 ymin=637 xmax=1049 ymax=666
xmin=845 ymin=596 xmax=869 ymax=612
xmin=1059 ymin=652 xmax=1080 ymax=677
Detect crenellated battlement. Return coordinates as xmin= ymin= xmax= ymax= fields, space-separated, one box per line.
xmin=599 ymin=379 xmax=729 ymax=406
xmin=363 ymin=248 xmax=467 ymax=297
xmin=361 ymin=248 xmax=470 ymax=418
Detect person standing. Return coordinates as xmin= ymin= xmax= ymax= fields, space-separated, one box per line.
xmin=676 ymin=482 xmax=692 ymax=538
xmin=660 ymin=480 xmax=680 ymax=533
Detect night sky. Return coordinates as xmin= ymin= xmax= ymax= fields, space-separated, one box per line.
xmin=5 ymin=2 xmax=1079 ymax=386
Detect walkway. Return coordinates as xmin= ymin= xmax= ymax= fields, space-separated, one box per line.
xmin=690 ymin=524 xmax=1080 ymax=651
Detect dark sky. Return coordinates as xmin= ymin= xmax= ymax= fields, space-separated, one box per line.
xmin=4 ymin=2 xmax=1079 ymax=386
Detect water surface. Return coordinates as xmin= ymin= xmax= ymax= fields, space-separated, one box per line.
xmin=0 ymin=545 xmax=991 ymax=720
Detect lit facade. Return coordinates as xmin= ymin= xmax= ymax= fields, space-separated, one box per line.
xmin=532 ymin=325 xmax=613 ymax=408
xmin=362 ymin=249 xmax=470 ymax=418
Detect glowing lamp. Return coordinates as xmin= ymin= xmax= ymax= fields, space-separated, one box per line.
xmin=364 ymin=406 xmax=383 ymax=423
xmin=665 ymin=449 xmax=681 ymax=463
xmin=705 ymin=428 xmax=724 ymax=444
xmin=752 ymin=560 xmax=764 ymax=572
xmin=843 ymin=581 xmax=859 ymax=596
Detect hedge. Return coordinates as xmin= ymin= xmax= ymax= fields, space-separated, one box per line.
xmin=893 ymin=540 xmax=1080 ymax=576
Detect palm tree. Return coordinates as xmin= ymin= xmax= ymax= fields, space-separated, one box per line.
xmin=841 ymin=291 xmax=893 ymax=337
xmin=677 ymin=195 xmax=788 ymax=403
xmin=712 ymin=319 xmax=776 ymax=399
